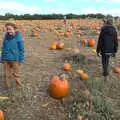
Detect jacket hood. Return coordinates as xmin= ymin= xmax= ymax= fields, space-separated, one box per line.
xmin=102 ymin=25 xmax=116 ymax=36
xmin=6 ymin=31 xmax=20 ymax=40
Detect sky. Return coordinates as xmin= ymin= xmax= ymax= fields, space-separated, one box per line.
xmin=0 ymin=0 xmax=120 ymax=16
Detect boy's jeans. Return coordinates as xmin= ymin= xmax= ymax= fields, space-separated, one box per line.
xmin=101 ymin=54 xmax=111 ymax=76
xmin=3 ymin=61 xmax=21 ymax=88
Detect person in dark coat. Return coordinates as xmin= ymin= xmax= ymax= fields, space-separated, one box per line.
xmin=97 ymin=18 xmax=118 ymax=80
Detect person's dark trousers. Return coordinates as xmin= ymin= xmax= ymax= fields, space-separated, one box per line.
xmin=101 ymin=54 xmax=111 ymax=76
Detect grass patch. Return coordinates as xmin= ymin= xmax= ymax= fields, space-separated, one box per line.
xmin=64 ymin=54 xmax=117 ymax=119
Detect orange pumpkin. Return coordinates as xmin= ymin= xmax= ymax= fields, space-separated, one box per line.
xmin=80 ymin=73 xmax=89 ymax=80
xmin=113 ymin=67 xmax=120 ymax=73
xmin=81 ymin=40 xmax=88 ymax=45
xmin=76 ymin=34 xmax=80 ymax=38
xmin=50 ymin=41 xmax=58 ymax=50
xmin=63 ymin=63 xmax=71 ymax=71
xmin=64 ymin=32 xmax=69 ymax=37
xmin=0 ymin=110 xmax=4 ymax=120
xmin=88 ymin=39 xmax=95 ymax=47
xmin=57 ymin=42 xmax=64 ymax=49
xmin=50 ymin=44 xmax=57 ymax=50
xmin=49 ymin=76 xmax=69 ymax=99
xmin=52 ymin=41 xmax=58 ymax=45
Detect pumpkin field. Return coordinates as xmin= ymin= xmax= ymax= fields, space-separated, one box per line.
xmin=0 ymin=19 xmax=120 ymax=120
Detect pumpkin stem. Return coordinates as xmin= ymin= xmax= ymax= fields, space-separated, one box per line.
xmin=59 ymin=73 xmax=68 ymax=80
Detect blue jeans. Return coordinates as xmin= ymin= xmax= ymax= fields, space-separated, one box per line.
xmin=101 ymin=54 xmax=111 ymax=76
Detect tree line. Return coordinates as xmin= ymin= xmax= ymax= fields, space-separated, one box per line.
xmin=0 ymin=13 xmax=118 ymax=20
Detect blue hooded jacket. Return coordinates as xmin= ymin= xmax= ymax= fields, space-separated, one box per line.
xmin=1 ymin=31 xmax=24 ymax=63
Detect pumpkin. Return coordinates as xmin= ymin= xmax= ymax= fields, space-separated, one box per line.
xmin=50 ymin=44 xmax=57 ymax=50
xmin=63 ymin=63 xmax=71 ymax=71
xmin=113 ymin=67 xmax=120 ymax=73
xmin=50 ymin=41 xmax=58 ymax=50
xmin=57 ymin=42 xmax=64 ymax=49
xmin=81 ymin=40 xmax=88 ymax=45
xmin=32 ymin=32 xmax=40 ymax=38
xmin=92 ymin=49 xmax=96 ymax=53
xmin=52 ymin=41 xmax=58 ymax=45
xmin=59 ymin=32 xmax=64 ymax=36
xmin=76 ymin=69 xmax=84 ymax=74
xmin=88 ymin=39 xmax=95 ymax=47
xmin=80 ymin=73 xmax=89 ymax=80
xmin=64 ymin=32 xmax=69 ymax=37
xmin=0 ymin=110 xmax=4 ymax=120
xmin=76 ymin=34 xmax=81 ymax=38
xmin=48 ymin=76 xmax=69 ymax=99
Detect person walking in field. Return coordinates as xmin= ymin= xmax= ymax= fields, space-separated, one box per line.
xmin=97 ymin=17 xmax=118 ymax=81
xmin=1 ymin=22 xmax=24 ymax=88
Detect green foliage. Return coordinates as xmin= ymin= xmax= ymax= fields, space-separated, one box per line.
xmin=0 ymin=100 xmax=11 ymax=110
xmin=67 ymin=73 xmax=117 ymax=120
xmin=0 ymin=13 xmax=113 ymax=20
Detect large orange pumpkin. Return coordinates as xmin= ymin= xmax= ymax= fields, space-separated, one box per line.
xmin=49 ymin=76 xmax=69 ymax=99
xmin=88 ymin=39 xmax=95 ymax=47
xmin=80 ymin=73 xmax=89 ymax=80
xmin=63 ymin=63 xmax=71 ymax=71
xmin=0 ymin=110 xmax=4 ymax=120
xmin=113 ymin=67 xmax=120 ymax=73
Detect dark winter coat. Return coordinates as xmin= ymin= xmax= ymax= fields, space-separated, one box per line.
xmin=97 ymin=24 xmax=118 ymax=54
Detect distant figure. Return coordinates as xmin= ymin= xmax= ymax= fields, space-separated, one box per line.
xmin=63 ymin=16 xmax=67 ymax=25
xmin=97 ymin=18 xmax=118 ymax=81
xmin=1 ymin=22 xmax=24 ymax=88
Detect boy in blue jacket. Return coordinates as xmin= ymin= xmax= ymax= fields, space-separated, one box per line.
xmin=1 ymin=22 xmax=24 ymax=88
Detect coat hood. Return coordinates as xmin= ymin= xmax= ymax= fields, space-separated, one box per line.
xmin=101 ymin=25 xmax=116 ymax=36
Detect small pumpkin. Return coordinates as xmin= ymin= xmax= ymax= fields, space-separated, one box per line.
xmin=76 ymin=34 xmax=80 ymax=39
xmin=48 ymin=76 xmax=69 ymax=99
xmin=92 ymin=49 xmax=96 ymax=53
xmin=50 ymin=44 xmax=57 ymax=50
xmin=88 ymin=39 xmax=95 ymax=47
xmin=80 ymin=73 xmax=89 ymax=80
xmin=57 ymin=42 xmax=64 ymax=49
xmin=64 ymin=32 xmax=69 ymax=37
xmin=113 ymin=67 xmax=120 ymax=73
xmin=63 ymin=63 xmax=71 ymax=71
xmin=0 ymin=110 xmax=4 ymax=120
xmin=81 ymin=39 xmax=88 ymax=45
xmin=52 ymin=41 xmax=58 ymax=45
xmin=76 ymin=69 xmax=84 ymax=74
xmin=50 ymin=41 xmax=58 ymax=50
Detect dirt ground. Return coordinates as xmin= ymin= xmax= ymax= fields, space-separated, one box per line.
xmin=0 ymin=20 xmax=120 ymax=120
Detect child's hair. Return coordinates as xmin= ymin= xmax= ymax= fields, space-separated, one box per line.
xmin=5 ymin=22 xmax=17 ymax=29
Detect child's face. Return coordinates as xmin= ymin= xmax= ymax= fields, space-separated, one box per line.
xmin=6 ymin=25 xmax=16 ymax=35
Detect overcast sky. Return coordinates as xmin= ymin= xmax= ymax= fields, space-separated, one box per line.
xmin=0 ymin=0 xmax=120 ymax=16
